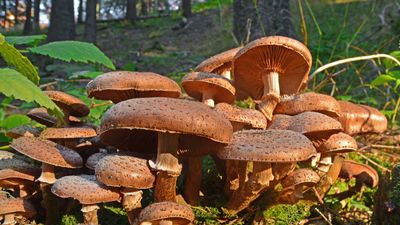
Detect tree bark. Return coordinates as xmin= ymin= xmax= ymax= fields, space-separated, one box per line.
xmin=33 ymin=0 xmax=40 ymax=30
xmin=182 ymin=0 xmax=191 ymax=17
xmin=126 ymin=0 xmax=136 ymax=21
xmin=140 ymin=0 xmax=147 ymax=16
xmin=48 ymin=0 xmax=75 ymax=41
xmin=84 ymin=0 xmax=96 ymax=43
xmin=23 ymin=0 xmax=32 ymax=34
xmin=233 ymin=0 xmax=257 ymax=44
xmin=15 ymin=0 xmax=19 ymax=24
xmin=3 ymin=0 xmax=7 ymax=26
xmin=77 ymin=0 xmax=83 ymax=23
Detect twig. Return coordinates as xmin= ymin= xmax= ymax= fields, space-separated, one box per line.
xmin=39 ymin=81 xmax=58 ymax=89
xmin=90 ymin=101 xmax=113 ymax=109
xmin=371 ymin=144 xmax=400 ymax=150
xmin=356 ymin=152 xmax=390 ymax=172
xmin=314 ymin=208 xmax=332 ymax=225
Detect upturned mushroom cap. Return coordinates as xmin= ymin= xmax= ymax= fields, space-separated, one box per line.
xmin=317 ymin=132 xmax=357 ymax=154
xmin=274 ymin=92 xmax=342 ymax=118
xmin=85 ymin=152 xmax=108 ymax=170
xmin=44 ymin=90 xmax=90 ymax=117
xmin=182 ymin=72 xmax=236 ymax=104
xmin=339 ymin=160 xmax=379 ymax=188
xmin=0 ymin=198 xmax=36 ymax=218
xmin=99 ymin=97 xmax=233 ymax=152
xmin=137 ymin=201 xmax=194 ymax=224
xmin=233 ymin=36 xmax=312 ymax=100
xmin=281 ymin=168 xmax=320 ymax=189
xmin=95 ymin=154 xmax=155 ymax=189
xmin=217 ymin=130 xmax=317 ymax=162
xmin=27 ymin=107 xmax=82 ymax=127
xmin=214 ymin=103 xmax=267 ymax=129
xmin=86 ymin=71 xmax=182 ymax=103
xmin=51 ymin=175 xmax=121 ymax=204
xmin=10 ymin=137 xmax=83 ymax=168
xmin=0 ymin=158 xmax=40 ymax=182
xmin=5 ymin=125 xmax=41 ymax=139
xmin=40 ymin=127 xmax=97 ymax=140
xmin=195 ymin=47 xmax=241 ymax=75
xmin=338 ymin=101 xmax=387 ymax=135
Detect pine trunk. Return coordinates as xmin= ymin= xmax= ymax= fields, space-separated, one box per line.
xmin=126 ymin=0 xmax=136 ymax=21
xmin=15 ymin=0 xmax=19 ymax=24
xmin=233 ymin=0 xmax=257 ymax=44
xmin=23 ymin=0 xmax=32 ymax=34
xmin=77 ymin=0 xmax=83 ymax=23
xmin=84 ymin=0 xmax=97 ymax=43
xmin=182 ymin=0 xmax=191 ymax=17
xmin=48 ymin=0 xmax=75 ymax=41
xmin=33 ymin=0 xmax=40 ymax=30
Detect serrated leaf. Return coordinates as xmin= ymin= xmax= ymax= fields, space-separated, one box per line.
xmin=5 ymin=34 xmax=47 ymax=46
xmin=28 ymin=41 xmax=116 ymax=70
xmin=0 ymin=68 xmax=63 ymax=120
xmin=0 ymin=114 xmax=31 ymax=130
xmin=0 ymin=33 xmax=40 ymax=84
xmin=371 ymin=74 xmax=396 ymax=86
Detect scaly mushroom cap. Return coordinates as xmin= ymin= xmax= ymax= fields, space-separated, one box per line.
xmin=6 ymin=125 xmax=41 ymax=139
xmin=0 ymin=158 xmax=40 ymax=182
xmin=195 ymin=47 xmax=241 ymax=75
xmin=40 ymin=127 xmax=97 ymax=140
xmin=317 ymin=132 xmax=357 ymax=154
xmin=274 ymin=92 xmax=342 ymax=118
xmin=99 ymin=97 xmax=233 ymax=153
xmin=215 ymin=103 xmax=267 ymax=129
xmin=217 ymin=130 xmax=317 ymax=162
xmin=233 ymin=36 xmax=312 ymax=99
xmin=339 ymin=160 xmax=379 ymax=188
xmin=27 ymin=107 xmax=81 ymax=127
xmin=85 ymin=152 xmax=108 ymax=170
xmin=10 ymin=137 xmax=83 ymax=168
xmin=86 ymin=71 xmax=182 ymax=103
xmin=281 ymin=168 xmax=320 ymax=189
xmin=0 ymin=198 xmax=36 ymax=218
xmin=95 ymin=154 xmax=155 ymax=189
xmin=338 ymin=101 xmax=387 ymax=135
xmin=51 ymin=175 xmax=121 ymax=204
xmin=182 ymin=72 xmax=236 ymax=104
xmin=137 ymin=201 xmax=194 ymax=224
xmin=44 ymin=90 xmax=90 ymax=117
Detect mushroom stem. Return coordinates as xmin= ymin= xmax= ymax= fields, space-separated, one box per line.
xmin=81 ymin=204 xmax=99 ymax=225
xmin=19 ymin=185 xmax=29 ymax=198
xmin=316 ymin=155 xmax=344 ymax=198
xmin=224 ymin=160 xmax=239 ymax=196
xmin=122 ymin=189 xmax=143 ymax=225
xmin=159 ymin=220 xmax=173 ymax=225
xmin=221 ymin=70 xmax=231 ymax=80
xmin=317 ymin=156 xmax=333 ymax=173
xmin=184 ymin=156 xmax=202 ymax=205
xmin=2 ymin=214 xmax=16 ymax=225
xmin=153 ymin=133 xmax=181 ymax=202
xmin=40 ymin=182 xmax=60 ymax=225
xmin=202 ymin=91 xmax=215 ymax=107
xmin=37 ymin=163 xmax=57 ymax=184
xmin=257 ymin=71 xmax=280 ymax=121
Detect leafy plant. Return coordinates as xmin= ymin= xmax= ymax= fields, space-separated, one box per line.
xmin=5 ymin=34 xmax=47 ymax=46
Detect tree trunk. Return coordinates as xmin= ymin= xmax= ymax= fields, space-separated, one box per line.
xmin=33 ymin=0 xmax=40 ymax=30
xmin=23 ymin=0 xmax=32 ymax=34
xmin=48 ymin=0 xmax=75 ymax=41
xmin=84 ymin=0 xmax=96 ymax=43
xmin=126 ymin=0 xmax=136 ymax=21
xmin=2 ymin=0 xmax=6 ymax=26
xmin=233 ymin=0 xmax=257 ymax=44
xmin=182 ymin=0 xmax=191 ymax=17
xmin=15 ymin=0 xmax=19 ymax=24
xmin=77 ymin=0 xmax=83 ymax=23
xmin=140 ymin=0 xmax=147 ymax=16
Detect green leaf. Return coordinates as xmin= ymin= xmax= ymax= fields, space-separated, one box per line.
xmin=0 ymin=33 xmax=40 ymax=85
xmin=28 ymin=41 xmax=116 ymax=70
xmin=70 ymin=71 xmax=103 ymax=79
xmin=371 ymin=74 xmax=396 ymax=86
xmin=0 ymin=68 xmax=63 ymax=119
xmin=336 ymin=95 xmax=352 ymax=101
xmin=0 ymin=114 xmax=31 ymax=130
xmin=5 ymin=34 xmax=47 ymax=46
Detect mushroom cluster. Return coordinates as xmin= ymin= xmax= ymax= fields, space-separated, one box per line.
xmin=0 ymin=36 xmax=387 ymax=224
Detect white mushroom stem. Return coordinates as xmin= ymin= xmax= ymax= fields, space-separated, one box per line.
xmin=121 ymin=189 xmax=143 ymax=225
xmin=184 ymin=156 xmax=202 ymax=205
xmin=159 ymin=220 xmax=173 ymax=225
xmin=81 ymin=204 xmax=100 ymax=225
xmin=317 ymin=156 xmax=333 ymax=173
xmin=202 ymin=91 xmax=215 ymax=107
xmin=2 ymin=214 xmax=16 ymax=225
xmin=257 ymin=71 xmax=281 ymax=121
xmin=37 ymin=163 xmax=57 ymax=184
xmin=152 ymin=133 xmax=181 ymax=202
xmin=221 ymin=70 xmax=231 ymax=80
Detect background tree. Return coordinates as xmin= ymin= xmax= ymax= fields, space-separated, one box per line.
xmin=77 ymin=0 xmax=84 ymax=23
xmin=2 ymin=0 xmax=7 ymax=26
xmin=182 ymin=0 xmax=191 ymax=17
xmin=14 ymin=0 xmax=19 ymax=24
xmin=233 ymin=0 xmax=257 ymax=44
xmin=140 ymin=0 xmax=147 ymax=16
xmin=126 ymin=0 xmax=136 ymax=21
xmin=23 ymin=0 xmax=32 ymax=34
xmin=48 ymin=0 xmax=75 ymax=41
xmin=33 ymin=0 xmax=40 ymax=31
xmin=84 ymin=0 xmax=97 ymax=43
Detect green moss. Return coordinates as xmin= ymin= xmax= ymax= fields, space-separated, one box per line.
xmin=262 ymin=201 xmax=314 ymax=225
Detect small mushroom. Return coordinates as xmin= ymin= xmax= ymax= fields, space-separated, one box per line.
xmin=27 ymin=107 xmax=81 ymax=127
xmin=339 ymin=160 xmax=379 ymax=189
xmin=5 ymin=125 xmax=41 ymax=139
xmin=51 ymin=175 xmax=121 ymax=225
xmin=233 ymin=36 xmax=312 ymax=120
xmin=0 ymin=198 xmax=36 ymax=225
xmin=136 ymin=201 xmax=194 ymax=225
xmin=44 ymin=90 xmax=90 ymax=118
xmin=40 ymin=127 xmax=97 ymax=149
xmin=215 ymin=103 xmax=267 ymax=131
xmin=86 ymin=71 xmax=182 ymax=103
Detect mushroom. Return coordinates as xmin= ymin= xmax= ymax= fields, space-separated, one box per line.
xmin=86 ymin=71 xmax=182 ymax=103
xmin=51 ymin=175 xmax=121 ymax=225
xmin=136 ymin=201 xmax=194 ymax=225
xmin=195 ymin=47 xmax=242 ymax=80
xmin=95 ymin=154 xmax=155 ymax=224
xmin=85 ymin=150 xmax=108 ymax=171
xmin=10 ymin=137 xmax=83 ymax=225
xmin=338 ymin=100 xmax=387 ymax=135
xmin=99 ymin=97 xmax=232 ymax=203
xmin=27 ymin=107 xmax=81 ymax=127
xmin=0 ymin=198 xmax=36 ymax=225
xmin=339 ymin=160 xmax=379 ymax=189
xmin=217 ymin=129 xmax=317 ymax=213
xmin=274 ymin=92 xmax=342 ymax=118
xmin=233 ymin=36 xmax=312 ymax=120
xmin=44 ymin=90 xmax=90 ymax=118
xmin=39 ymin=127 xmax=97 ymax=149
xmin=5 ymin=125 xmax=41 ymax=139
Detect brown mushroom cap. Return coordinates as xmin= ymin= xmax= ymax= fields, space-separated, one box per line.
xmin=137 ymin=201 xmax=194 ymax=224
xmin=0 ymin=158 xmax=40 ymax=182
xmin=44 ymin=90 xmax=90 ymax=117
xmin=95 ymin=154 xmax=155 ymax=189
xmin=317 ymin=132 xmax=357 ymax=154
xmin=85 ymin=152 xmax=108 ymax=170
xmin=339 ymin=160 xmax=379 ymax=188
xmin=217 ymin=130 xmax=317 ymax=162
xmin=0 ymin=198 xmax=36 ymax=218
xmin=281 ymin=168 xmax=320 ymax=188
xmin=338 ymin=101 xmax=387 ymax=135
xmin=27 ymin=108 xmax=82 ymax=127
xmin=5 ymin=125 xmax=41 ymax=139
xmin=233 ymin=36 xmax=312 ymax=100
xmin=40 ymin=127 xmax=97 ymax=140
xmin=86 ymin=71 xmax=182 ymax=103
xmin=274 ymin=92 xmax=342 ymax=117
xmin=51 ymin=175 xmax=121 ymax=204
xmin=182 ymin=72 xmax=236 ymax=104
xmin=10 ymin=137 xmax=83 ymax=168
xmin=215 ymin=103 xmax=267 ymax=129
xmin=195 ymin=47 xmax=241 ymax=75
xmin=99 ymin=97 xmax=233 ymax=152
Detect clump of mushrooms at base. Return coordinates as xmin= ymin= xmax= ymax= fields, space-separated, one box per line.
xmin=0 ymin=35 xmax=389 ymax=225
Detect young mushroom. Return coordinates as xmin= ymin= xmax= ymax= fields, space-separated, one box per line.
xmin=27 ymin=107 xmax=81 ymax=127
xmin=44 ymin=90 xmax=90 ymax=122
xmin=51 ymin=175 xmax=121 ymax=225
xmin=136 ymin=201 xmax=194 ymax=225
xmin=5 ymin=125 xmax=41 ymax=139
xmin=233 ymin=36 xmax=312 ymax=120
xmin=39 ymin=127 xmax=97 ymax=149
xmin=0 ymin=198 xmax=36 ymax=225
xmin=339 ymin=160 xmax=379 ymax=189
